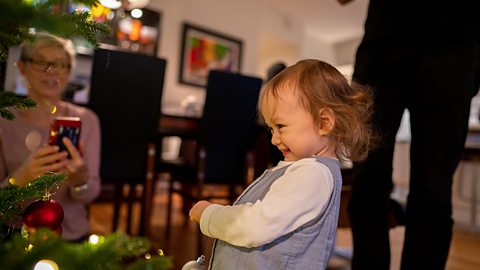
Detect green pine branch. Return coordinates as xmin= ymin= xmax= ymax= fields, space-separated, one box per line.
xmin=0 ymin=92 xmax=37 ymax=120
xmin=0 ymin=0 xmax=110 ymax=62
xmin=0 ymin=230 xmax=173 ymax=270
xmin=0 ymin=3 xmax=171 ymax=270
xmin=0 ymin=0 xmax=111 ymax=119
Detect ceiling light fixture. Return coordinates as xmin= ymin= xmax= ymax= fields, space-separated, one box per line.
xmin=99 ymin=0 xmax=150 ymax=10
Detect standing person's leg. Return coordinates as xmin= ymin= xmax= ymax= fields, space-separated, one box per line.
xmin=401 ymin=45 xmax=480 ymax=270
xmin=349 ymin=43 xmax=406 ymax=270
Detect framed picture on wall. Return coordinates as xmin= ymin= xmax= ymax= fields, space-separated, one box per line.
xmin=179 ymin=23 xmax=243 ymax=87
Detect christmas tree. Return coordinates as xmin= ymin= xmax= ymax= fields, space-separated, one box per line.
xmin=0 ymin=1 xmax=173 ymax=269
xmin=0 ymin=0 xmax=109 ymax=119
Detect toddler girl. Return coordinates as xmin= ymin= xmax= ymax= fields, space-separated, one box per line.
xmin=189 ymin=59 xmax=373 ymax=269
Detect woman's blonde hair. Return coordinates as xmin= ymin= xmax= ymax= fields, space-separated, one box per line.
xmin=259 ymin=59 xmax=375 ymax=162
xmin=19 ymin=32 xmax=76 ymax=68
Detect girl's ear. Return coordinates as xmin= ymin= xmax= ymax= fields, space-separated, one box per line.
xmin=318 ymin=108 xmax=335 ymax=136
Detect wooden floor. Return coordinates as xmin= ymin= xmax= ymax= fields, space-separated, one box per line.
xmin=89 ymin=180 xmax=480 ymax=270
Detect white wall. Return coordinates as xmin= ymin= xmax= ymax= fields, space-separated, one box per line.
xmin=4 ymin=0 xmax=356 ymax=110
xmin=148 ymin=0 xmax=267 ymax=109
xmin=300 ymin=34 xmax=336 ymax=65
xmin=256 ymin=5 xmax=303 ymax=75
xmin=146 ymin=0 xmax=356 ymax=111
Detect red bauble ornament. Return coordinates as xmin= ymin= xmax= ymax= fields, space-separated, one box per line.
xmin=22 ymin=199 xmax=64 ymax=231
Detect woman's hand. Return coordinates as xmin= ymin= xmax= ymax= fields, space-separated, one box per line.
xmin=11 ymin=145 xmax=68 ymax=186
xmin=189 ymin=200 xmax=212 ymax=223
xmin=61 ymin=137 xmax=89 ymax=187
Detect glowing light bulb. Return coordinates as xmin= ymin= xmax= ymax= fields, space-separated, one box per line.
xmin=127 ymin=0 xmax=150 ymax=9
xmin=34 ymin=260 xmax=59 ymax=270
xmin=131 ymin=8 xmax=143 ymax=18
xmin=8 ymin=178 xmax=16 ymax=185
xmin=99 ymin=0 xmax=121 ymax=9
xmin=89 ymin=234 xmax=99 ymax=244
xmin=25 ymin=244 xmax=34 ymax=251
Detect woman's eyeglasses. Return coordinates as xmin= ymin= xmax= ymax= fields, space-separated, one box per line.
xmin=23 ymin=58 xmax=71 ymax=74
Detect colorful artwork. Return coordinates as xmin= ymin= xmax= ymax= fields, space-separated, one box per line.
xmin=179 ymin=23 xmax=242 ymax=87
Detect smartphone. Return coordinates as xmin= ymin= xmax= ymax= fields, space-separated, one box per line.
xmin=48 ymin=117 xmax=81 ymax=156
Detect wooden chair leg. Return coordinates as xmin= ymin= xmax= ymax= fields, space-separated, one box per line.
xmin=112 ymin=183 xmax=123 ymax=232
xmin=139 ymin=183 xmax=150 ymax=236
xmin=228 ymin=184 xmax=236 ymax=204
xmin=140 ymin=143 xmax=156 ymax=237
xmin=138 ymin=185 xmax=146 ymax=236
xmin=165 ymin=180 xmax=174 ymax=239
xmin=196 ymin=225 xmax=204 ymax=257
xmin=182 ymin=197 xmax=194 ymax=227
xmin=126 ymin=184 xmax=136 ymax=234
xmin=182 ymin=184 xmax=196 ymax=226
xmin=112 ymin=201 xmax=120 ymax=232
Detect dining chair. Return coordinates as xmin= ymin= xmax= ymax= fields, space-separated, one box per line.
xmin=157 ymin=70 xmax=263 ymax=255
xmin=88 ymin=48 xmax=166 ymax=236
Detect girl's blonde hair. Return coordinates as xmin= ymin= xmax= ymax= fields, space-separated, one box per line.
xmin=259 ymin=59 xmax=375 ymax=162
xmin=19 ymin=32 xmax=76 ymax=69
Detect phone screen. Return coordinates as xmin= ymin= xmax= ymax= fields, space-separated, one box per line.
xmin=48 ymin=117 xmax=81 ymax=156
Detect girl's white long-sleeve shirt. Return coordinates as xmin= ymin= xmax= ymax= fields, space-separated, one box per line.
xmin=199 ymin=157 xmax=334 ymax=248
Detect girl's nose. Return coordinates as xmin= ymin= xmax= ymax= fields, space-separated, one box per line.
xmin=271 ymin=131 xmax=281 ymax=146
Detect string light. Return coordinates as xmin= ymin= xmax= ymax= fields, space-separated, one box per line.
xmin=130 ymin=8 xmax=143 ymax=18
xmin=25 ymin=244 xmax=34 ymax=251
xmin=89 ymin=234 xmax=99 ymax=244
xmin=8 ymin=177 xmax=16 ymax=185
xmin=88 ymin=234 xmax=105 ymax=245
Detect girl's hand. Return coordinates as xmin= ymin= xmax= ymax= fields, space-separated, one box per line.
xmin=61 ymin=137 xmax=89 ymax=187
xmin=189 ymin=200 xmax=212 ymax=223
xmin=11 ymin=145 xmax=68 ymax=186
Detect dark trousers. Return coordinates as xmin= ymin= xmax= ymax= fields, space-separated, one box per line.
xmin=348 ymin=40 xmax=480 ymax=270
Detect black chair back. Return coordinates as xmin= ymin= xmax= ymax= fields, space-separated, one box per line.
xmin=88 ymin=48 xmax=166 ymax=235
xmin=88 ymin=48 xmax=166 ymax=183
xmin=201 ymin=70 xmax=263 ymax=184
